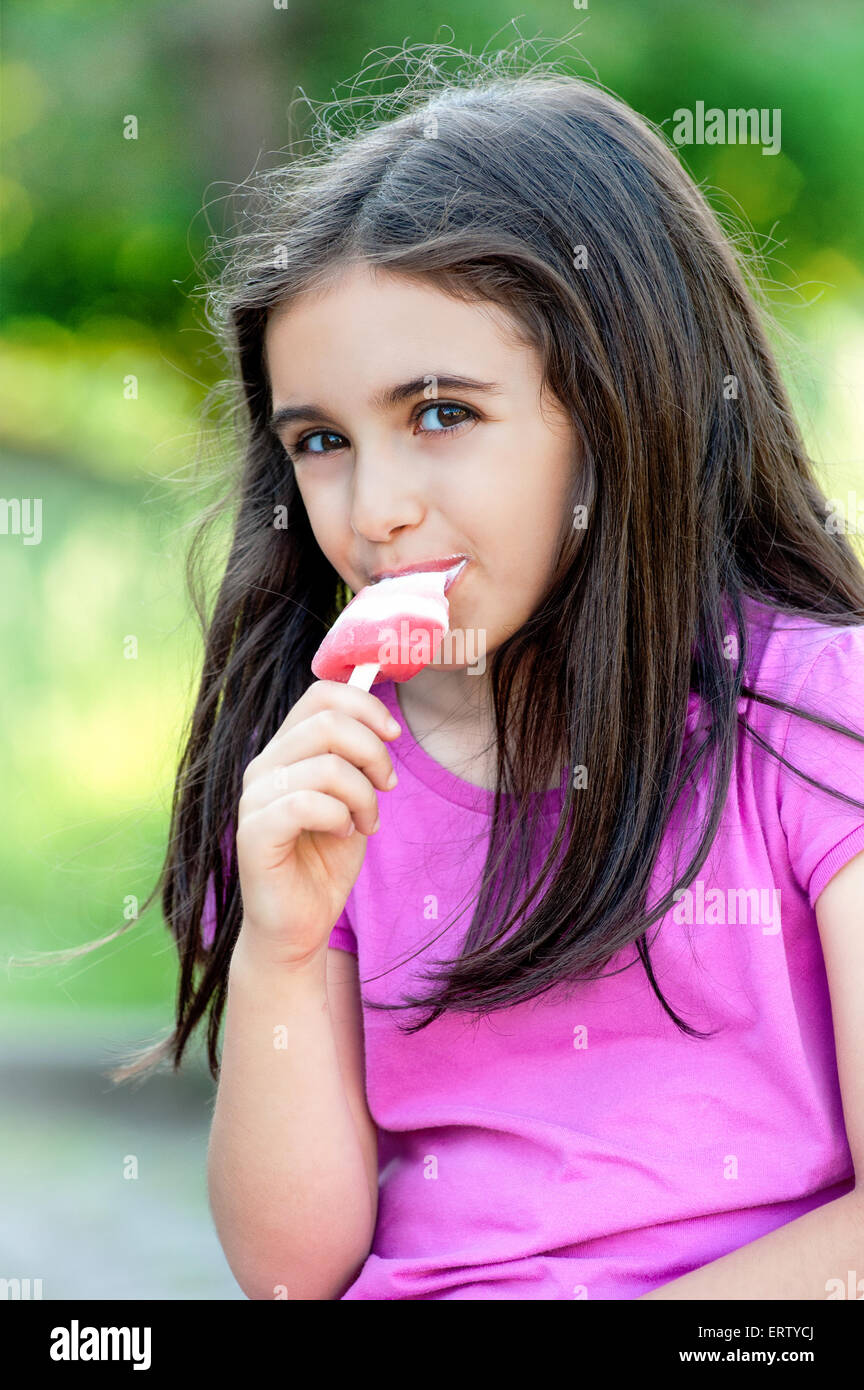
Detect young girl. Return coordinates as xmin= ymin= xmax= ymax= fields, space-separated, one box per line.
xmin=109 ymin=55 xmax=864 ymax=1300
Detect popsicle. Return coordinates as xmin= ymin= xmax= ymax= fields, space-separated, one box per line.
xmin=311 ymin=564 xmax=463 ymax=690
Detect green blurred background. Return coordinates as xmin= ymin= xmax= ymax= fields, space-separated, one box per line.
xmin=1 ymin=0 xmax=863 ymax=1297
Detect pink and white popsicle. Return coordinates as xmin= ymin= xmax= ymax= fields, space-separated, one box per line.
xmin=311 ymin=562 xmax=465 ymax=690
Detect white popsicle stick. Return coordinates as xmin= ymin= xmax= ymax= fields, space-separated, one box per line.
xmin=347 ymin=662 xmax=380 ymax=691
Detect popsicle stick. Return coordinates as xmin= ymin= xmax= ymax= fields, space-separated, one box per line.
xmin=347 ymin=663 xmax=380 ymax=691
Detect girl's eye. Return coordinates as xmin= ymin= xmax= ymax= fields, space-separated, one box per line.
xmin=294 ymin=428 xmax=348 ymax=455
xmin=415 ymin=402 xmax=476 ymax=435
xmin=288 ymin=403 xmax=480 ymax=461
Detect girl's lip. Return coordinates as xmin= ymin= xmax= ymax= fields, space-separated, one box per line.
xmin=369 ymin=554 xmax=469 ymax=591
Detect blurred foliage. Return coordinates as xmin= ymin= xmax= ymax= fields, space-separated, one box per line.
xmin=3 ymin=0 xmax=864 ymax=476
xmin=1 ymin=0 xmax=862 ymax=1019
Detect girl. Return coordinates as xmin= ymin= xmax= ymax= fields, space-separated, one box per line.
xmin=105 ymin=55 xmax=864 ymax=1299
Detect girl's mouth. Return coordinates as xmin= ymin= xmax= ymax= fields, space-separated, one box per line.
xmin=368 ymin=554 xmax=470 ymax=592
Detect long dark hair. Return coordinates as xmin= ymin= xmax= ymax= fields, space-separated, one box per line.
xmin=19 ymin=43 xmax=864 ymax=1083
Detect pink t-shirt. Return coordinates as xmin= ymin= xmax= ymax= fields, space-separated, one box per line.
xmin=327 ymin=597 xmax=864 ymax=1299
xmin=202 ymin=596 xmax=864 ymax=1299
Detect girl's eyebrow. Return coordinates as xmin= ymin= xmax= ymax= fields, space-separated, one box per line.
xmin=268 ymin=374 xmax=504 ymax=433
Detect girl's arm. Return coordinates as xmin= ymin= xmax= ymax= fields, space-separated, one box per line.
xmin=639 ymin=1189 xmax=864 ymax=1299
xmin=207 ymin=927 xmax=378 ymax=1301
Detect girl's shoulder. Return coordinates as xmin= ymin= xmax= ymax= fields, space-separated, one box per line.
xmin=743 ymin=594 xmax=864 ymax=678
xmin=740 ymin=596 xmax=864 ymax=735
xmin=740 ymin=597 xmax=864 ymax=909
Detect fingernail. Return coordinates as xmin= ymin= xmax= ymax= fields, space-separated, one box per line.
xmin=386 ymin=770 xmax=398 ymax=789
xmin=371 ymin=815 xmax=380 ymax=833
xmin=387 ymin=718 xmax=401 ymax=735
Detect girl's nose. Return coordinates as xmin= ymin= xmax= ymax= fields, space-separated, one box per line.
xmin=349 ymin=449 xmax=426 ymax=541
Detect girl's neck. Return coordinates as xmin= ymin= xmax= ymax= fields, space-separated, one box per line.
xmin=395 ymin=669 xmax=564 ymax=793
xmin=397 ymin=665 xmax=492 ymax=729
xmin=396 ymin=671 xmax=498 ymax=789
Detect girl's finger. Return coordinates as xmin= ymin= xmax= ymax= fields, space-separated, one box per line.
xmin=237 ymin=788 xmax=359 ymax=859
xmin=275 ymin=679 xmax=400 ymax=745
xmin=243 ymin=707 xmax=397 ymax=797
xmin=238 ymin=752 xmax=382 ymax=835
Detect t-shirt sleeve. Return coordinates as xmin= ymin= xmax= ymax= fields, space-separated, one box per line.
xmin=201 ymin=872 xmax=217 ymax=949
xmin=201 ymin=823 xmax=234 ymax=949
xmin=328 ymin=903 xmax=358 ymax=954
xmin=777 ymin=624 xmax=864 ymax=909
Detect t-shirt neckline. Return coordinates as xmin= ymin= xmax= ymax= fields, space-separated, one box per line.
xmin=374 ymin=679 xmax=566 ymax=817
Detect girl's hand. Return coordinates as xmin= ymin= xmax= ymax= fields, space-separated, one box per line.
xmin=235 ymin=680 xmax=401 ymax=966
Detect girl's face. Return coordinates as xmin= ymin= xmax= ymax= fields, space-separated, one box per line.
xmin=264 ymin=261 xmax=577 ymax=688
